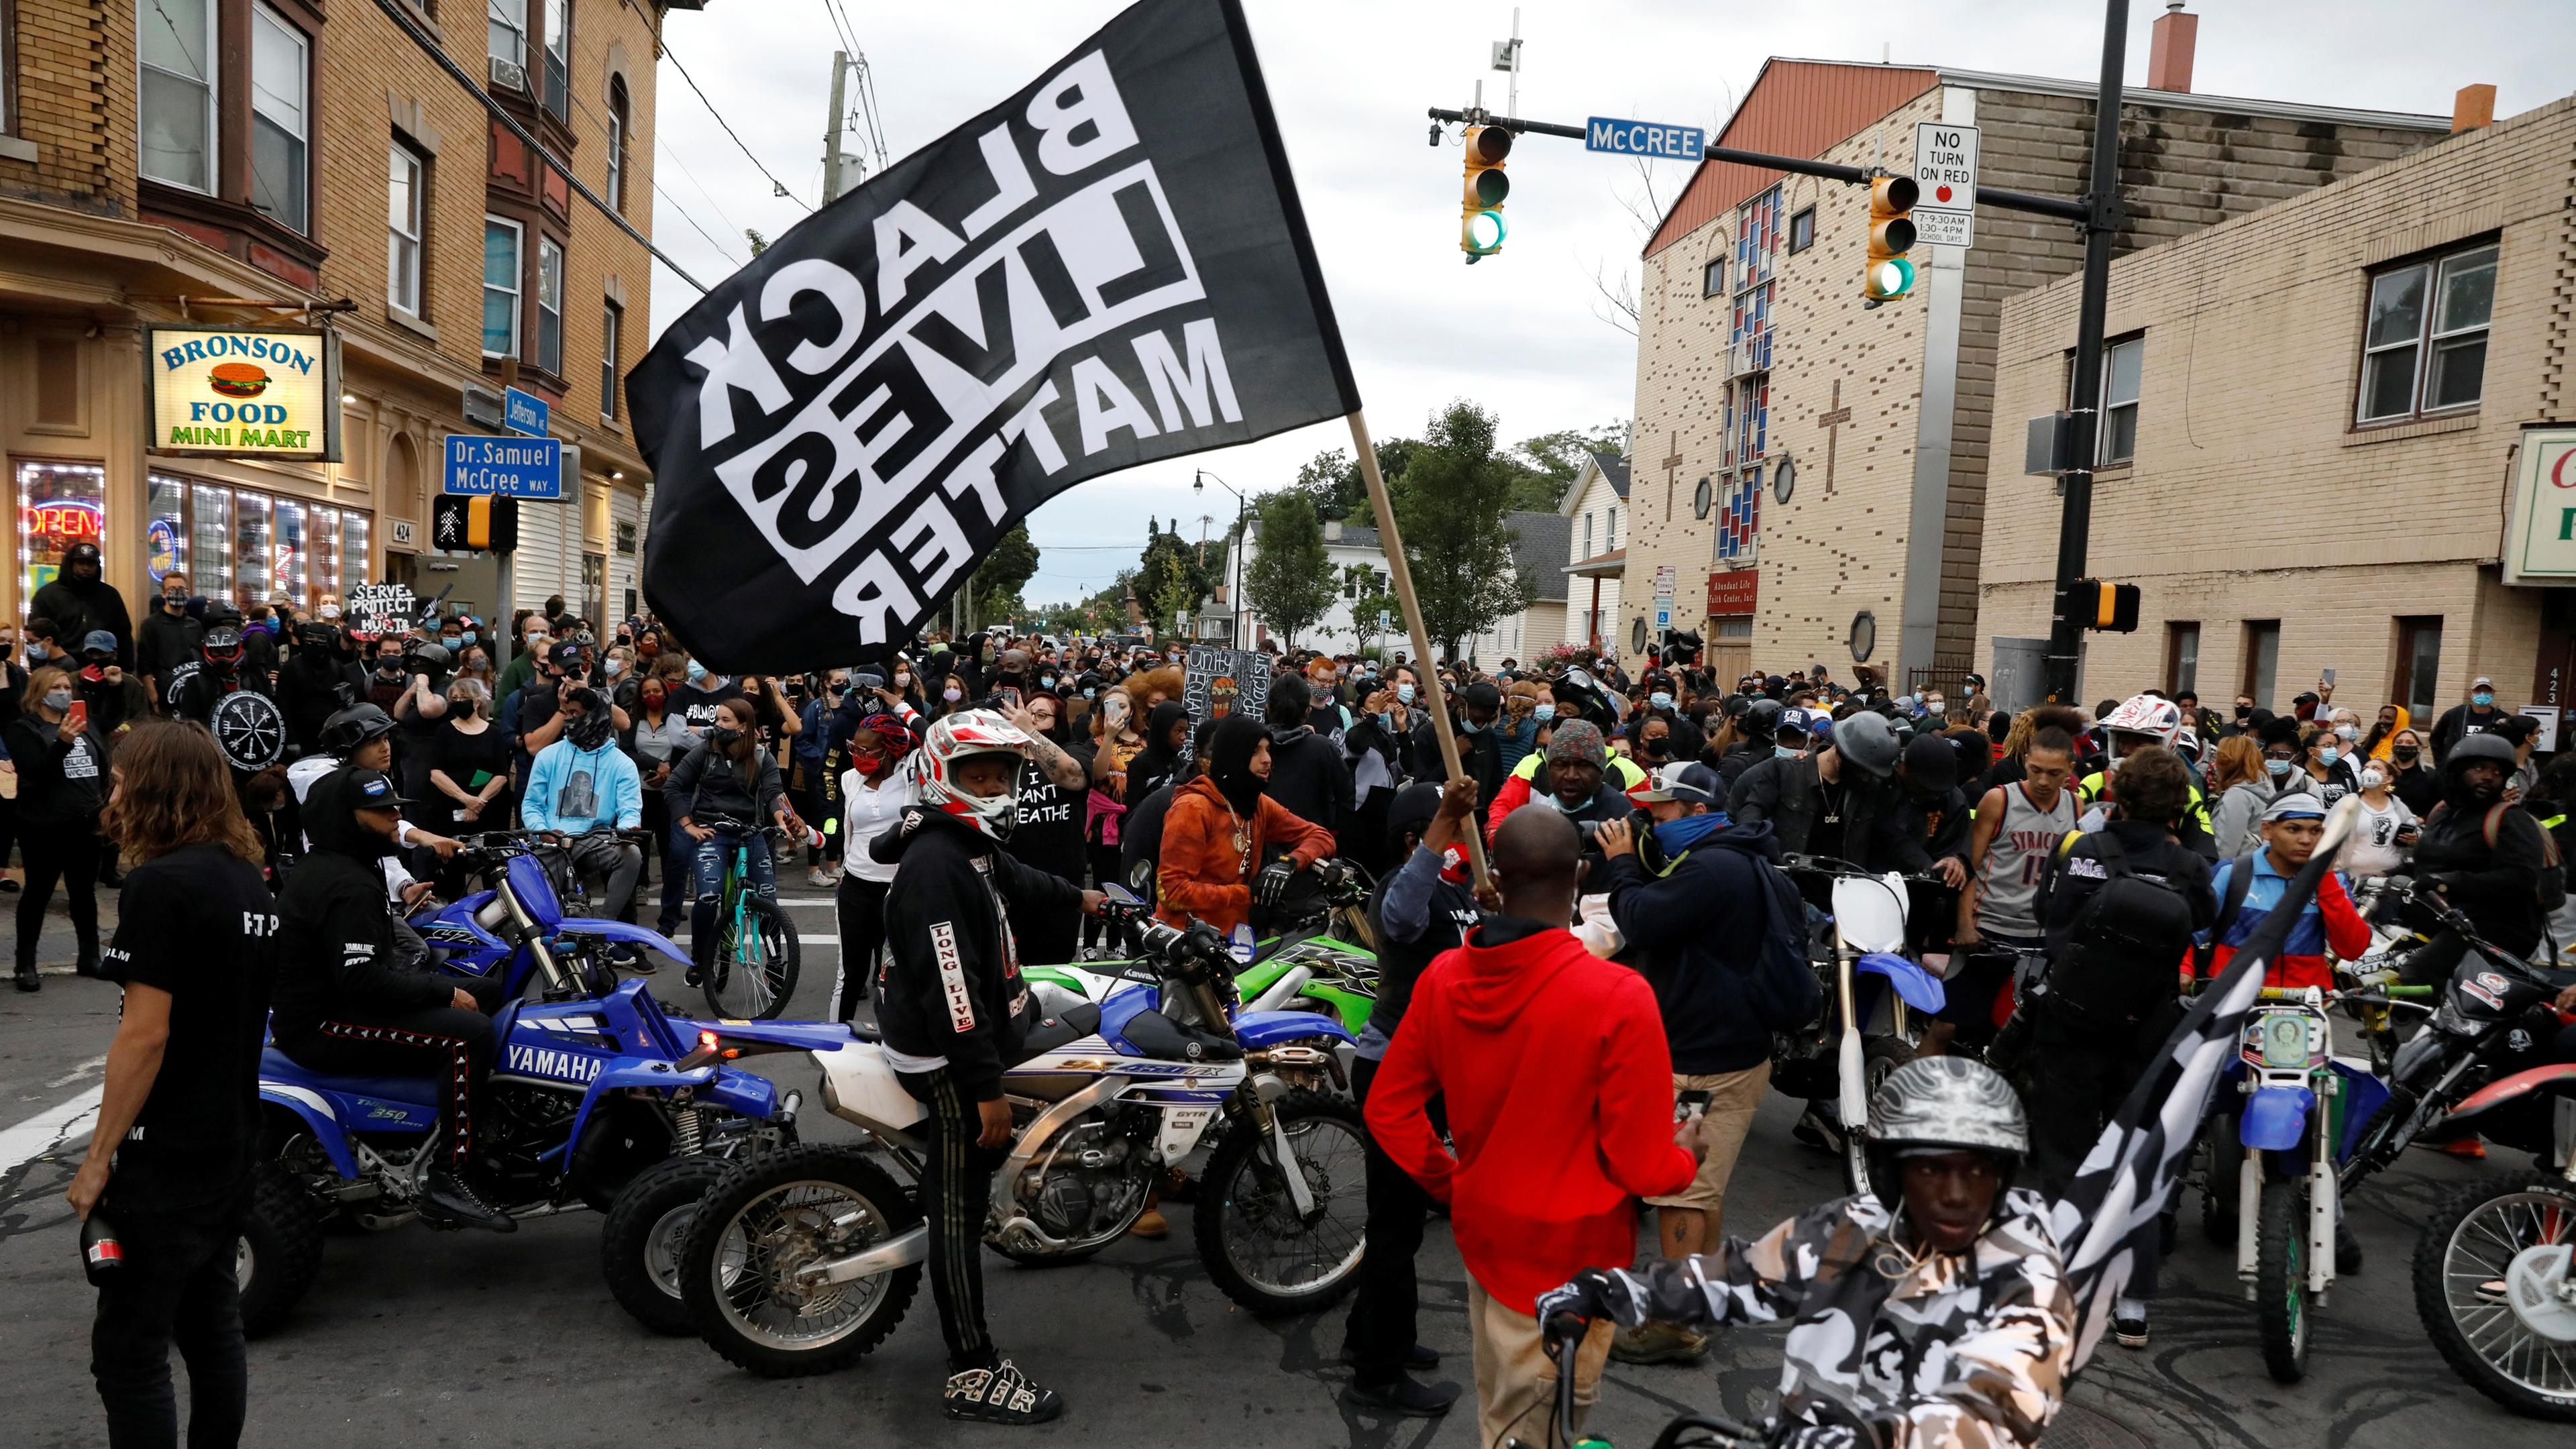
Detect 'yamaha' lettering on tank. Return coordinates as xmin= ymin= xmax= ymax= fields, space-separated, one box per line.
xmin=504 ymin=1044 xmax=607 ymax=1083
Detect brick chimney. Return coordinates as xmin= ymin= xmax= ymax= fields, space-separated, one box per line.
xmin=2453 ymin=83 xmax=2497 ymax=132
xmin=2148 ymin=3 xmax=2198 ymax=93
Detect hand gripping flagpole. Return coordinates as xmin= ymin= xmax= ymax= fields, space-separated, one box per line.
xmin=1348 ymin=409 xmax=1493 ymax=894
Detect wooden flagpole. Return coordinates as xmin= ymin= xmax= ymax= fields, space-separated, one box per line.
xmin=1348 ymin=409 xmax=1493 ymax=890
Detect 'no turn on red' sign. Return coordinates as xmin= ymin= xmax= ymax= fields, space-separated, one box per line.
xmin=1912 ymin=121 xmax=1980 ymax=248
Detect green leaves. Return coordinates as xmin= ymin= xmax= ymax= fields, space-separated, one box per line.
xmin=1242 ymin=491 xmax=1336 ymax=649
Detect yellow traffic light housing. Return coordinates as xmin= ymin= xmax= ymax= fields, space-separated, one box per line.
xmin=1460 ymin=124 xmax=1511 ymax=261
xmin=1864 ymin=176 xmax=1920 ymax=301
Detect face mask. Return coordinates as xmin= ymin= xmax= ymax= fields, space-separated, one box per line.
xmin=1040 ymin=676 xmax=1056 ymax=690
xmin=604 ymin=658 xmax=626 ymax=678
xmin=43 ymin=689 xmax=71 ymax=712
xmin=642 ymin=694 xmax=665 ymax=712
xmin=2361 ymin=769 xmax=2387 ymax=788
xmin=1643 ymin=736 xmax=1670 ymax=758
xmin=2394 ymin=746 xmax=2420 ymax=763
xmin=1776 ymin=743 xmax=1803 ymax=760
xmin=163 ymin=594 xmax=186 ymax=611
xmin=2334 ymin=724 xmax=2357 ymax=741
xmin=942 ymin=687 xmax=963 ymax=702
xmin=1650 ymin=692 xmax=1673 ymax=711
xmin=1534 ymin=703 xmax=1555 ymax=722
xmin=710 ymin=726 xmax=743 ymax=749
xmin=1395 ymin=684 xmax=1415 ymax=705
xmin=2235 ymin=705 xmax=2253 ymax=719
xmin=461 ymin=631 xmax=477 ymax=645
xmin=685 ymin=660 xmax=708 ymax=683
xmin=1927 ymin=701 xmax=1947 ymax=716
xmin=2266 ymin=758 xmax=2293 ymax=777
xmin=1081 ymin=687 xmax=1095 ymax=698
xmin=2473 ymin=691 xmax=2494 ymax=707
xmin=2318 ymin=746 xmax=2340 ymax=765
xmin=894 ymin=674 xmax=912 ymax=689
xmin=1460 ymin=718 xmax=1484 ymax=734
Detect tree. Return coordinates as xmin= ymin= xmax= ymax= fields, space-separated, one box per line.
xmin=1287 ymin=433 xmax=1422 ymax=530
xmin=967 ymin=522 xmax=1038 ymax=625
xmin=1516 ymin=422 xmax=1629 ymax=497
xmin=1241 ymin=491 xmax=1335 ymax=650
xmin=1387 ymin=401 xmax=1537 ymax=659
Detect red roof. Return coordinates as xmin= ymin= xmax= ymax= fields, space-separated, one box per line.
xmin=1645 ymin=60 xmax=1939 ymax=258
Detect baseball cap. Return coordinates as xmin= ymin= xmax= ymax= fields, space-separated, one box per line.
xmin=1774 ymin=706 xmax=1816 ymax=739
xmin=1900 ymin=733 xmax=1958 ymax=794
xmin=342 ymin=767 xmax=412 ymax=811
xmin=1635 ymin=762 xmax=1725 ymax=807
xmin=2471 ymin=675 xmax=2494 ymax=689
xmin=80 ymin=630 xmax=119 ymax=655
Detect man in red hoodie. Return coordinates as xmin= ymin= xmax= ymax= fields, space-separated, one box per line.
xmin=1366 ymin=808 xmax=1698 ymax=1449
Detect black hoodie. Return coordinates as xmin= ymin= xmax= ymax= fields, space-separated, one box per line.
xmin=1262 ymin=720 xmax=1352 ymax=845
xmin=270 ymin=767 xmax=450 ymax=1041
xmin=870 ymin=804 xmax=1083 ymax=1100
xmin=2412 ymin=747 xmax=2551 ymax=955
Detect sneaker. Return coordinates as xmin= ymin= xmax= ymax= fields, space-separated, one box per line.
xmin=943 ymin=1360 xmax=1064 ymax=1425
xmin=2114 ymin=1316 xmax=2149 ymax=1349
xmin=807 ymin=867 xmax=835 ymax=888
xmin=13 ymin=963 xmax=38 ymax=994
xmin=1610 ymin=1319 xmax=1709 ymax=1365
xmin=420 ymin=1169 xmax=518 ymax=1233
xmin=2334 ymin=1224 xmax=2364 ymax=1276
xmin=0 ymin=878 xmax=20 ymax=893
xmin=1340 ymin=1375 xmax=1458 ymax=1417
xmin=1128 ymin=1207 xmax=1169 ymax=1240
xmin=1340 ymin=1342 xmax=1440 ymax=1371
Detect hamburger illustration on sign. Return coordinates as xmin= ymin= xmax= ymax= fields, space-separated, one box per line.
xmin=206 ymin=362 xmax=270 ymax=398
xmin=145 ymin=325 xmax=338 ymax=462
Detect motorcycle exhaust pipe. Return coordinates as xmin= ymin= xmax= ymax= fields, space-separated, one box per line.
xmin=802 ymin=1224 xmax=929 ymax=1285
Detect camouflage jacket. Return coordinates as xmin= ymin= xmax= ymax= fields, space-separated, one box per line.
xmin=1605 ymin=1187 xmax=2073 ymax=1449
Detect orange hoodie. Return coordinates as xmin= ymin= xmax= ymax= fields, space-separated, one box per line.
xmin=1153 ymin=775 xmax=1335 ymax=935
xmin=1365 ymin=919 xmax=1695 ymax=1313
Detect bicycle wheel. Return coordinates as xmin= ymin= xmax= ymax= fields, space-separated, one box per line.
xmin=705 ymin=894 xmax=800 ymax=1019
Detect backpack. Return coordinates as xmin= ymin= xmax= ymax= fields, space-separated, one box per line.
xmin=2045 ymin=831 xmax=2202 ymax=1028
xmin=1688 ymin=840 xmax=1821 ymax=1030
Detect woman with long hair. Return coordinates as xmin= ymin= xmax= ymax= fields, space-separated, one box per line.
xmin=1083 ymin=688 xmax=1147 ymax=959
xmin=9 ymin=665 xmax=108 ymax=988
xmin=2206 ymin=733 xmax=2279 ymax=859
xmin=65 ymin=719 xmax=277 ymax=1443
xmin=630 ymin=672 xmax=696 ymax=937
xmin=664 ymin=696 xmax=805 ymax=983
xmin=2385 ymin=726 xmax=2439 ymax=815
xmin=832 ymin=712 xmax=918 ymax=1021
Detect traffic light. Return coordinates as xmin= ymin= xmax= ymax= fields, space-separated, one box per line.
xmin=433 ymin=494 xmax=520 ymax=553
xmin=1864 ymin=176 xmax=1920 ymax=302
xmin=1460 ymin=124 xmax=1511 ymax=262
xmin=2065 ymin=578 xmax=2141 ymax=633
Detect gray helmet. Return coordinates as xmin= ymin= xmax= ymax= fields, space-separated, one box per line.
xmin=2446 ymin=731 xmax=2518 ymax=771
xmin=1870 ymin=1056 xmax=2029 ymax=1160
xmin=1829 ymin=710 xmax=1900 ymax=777
xmin=319 ymin=702 xmax=396 ymax=756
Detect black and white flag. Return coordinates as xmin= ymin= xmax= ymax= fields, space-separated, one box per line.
xmin=2045 ymin=799 xmax=2357 ymax=1372
xmin=628 ymin=0 xmax=1358 ymax=671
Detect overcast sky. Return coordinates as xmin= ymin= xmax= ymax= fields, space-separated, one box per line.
xmin=643 ymin=1 xmax=2566 ymax=604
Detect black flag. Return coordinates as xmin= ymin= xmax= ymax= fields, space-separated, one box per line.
xmin=627 ymin=0 xmax=1358 ymax=671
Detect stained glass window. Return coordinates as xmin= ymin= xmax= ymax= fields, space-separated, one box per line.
xmin=1716 ymin=470 xmax=1761 ymax=562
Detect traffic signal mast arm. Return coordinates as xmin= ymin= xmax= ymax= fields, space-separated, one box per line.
xmin=1424 ymin=108 xmax=2090 ymax=225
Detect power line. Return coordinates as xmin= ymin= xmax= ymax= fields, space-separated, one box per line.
xmin=661 ymin=39 xmax=814 ymax=211
xmin=653 ymin=178 xmax=745 ymax=266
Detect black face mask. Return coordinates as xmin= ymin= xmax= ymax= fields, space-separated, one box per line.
xmin=2393 ymin=747 xmax=2420 ymax=763
xmin=711 ymin=726 xmax=745 ymax=751
xmin=568 ymin=710 xmax=615 ymax=751
xmin=2235 ymin=706 xmax=2253 ymax=719
xmin=1642 ymin=736 xmax=1671 ymax=759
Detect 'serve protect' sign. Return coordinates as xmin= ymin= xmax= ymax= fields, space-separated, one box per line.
xmin=146 ymin=325 xmax=340 ymax=461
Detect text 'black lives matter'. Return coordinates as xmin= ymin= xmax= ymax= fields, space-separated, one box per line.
xmin=626 ymin=0 xmax=1358 ymax=671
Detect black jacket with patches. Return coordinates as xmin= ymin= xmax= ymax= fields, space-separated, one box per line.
xmin=871 ymin=805 xmax=1084 ymax=1102
xmin=270 ymin=767 xmax=451 ymax=1042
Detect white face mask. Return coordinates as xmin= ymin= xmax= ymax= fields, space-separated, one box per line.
xmin=2334 ymin=723 xmax=2357 ymax=742
xmin=2361 ymin=768 xmax=2387 ymax=788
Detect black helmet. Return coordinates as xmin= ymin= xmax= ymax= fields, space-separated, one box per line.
xmin=319 ymin=702 xmax=396 ymax=756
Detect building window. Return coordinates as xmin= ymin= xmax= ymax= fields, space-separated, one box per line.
xmin=388 ymin=140 xmax=426 ymax=315
xmin=151 ymin=471 xmax=370 ymax=610
xmin=14 ymin=460 xmax=109 ymax=606
xmin=248 ymin=5 xmax=309 ymax=233
xmin=2242 ymin=619 xmax=2281 ymax=711
xmin=605 ymin=76 xmax=629 ymax=214
xmin=600 ymin=297 xmax=623 ymax=419
xmin=543 ymin=0 xmax=572 ymax=120
xmin=1787 ymin=206 xmax=1816 ymax=253
xmin=484 ymin=217 xmax=523 ymax=356
xmin=1701 ymin=258 xmax=1725 ymax=297
xmin=139 ymin=0 xmax=219 ymax=193
xmin=2100 ymin=335 xmax=2143 ymax=464
xmin=2394 ymin=616 xmax=2443 ymax=722
xmin=2358 ymin=244 xmax=2497 ymax=423
xmin=1581 ymin=512 xmax=1593 ymax=557
xmin=490 ymin=0 xmax=528 ymax=72
xmin=1607 ymin=504 xmax=1619 ymax=547
xmin=537 ymin=235 xmax=566 ymax=375
xmin=2165 ymin=621 xmax=2200 ymax=696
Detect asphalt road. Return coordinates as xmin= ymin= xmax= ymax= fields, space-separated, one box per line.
xmin=1 ymin=875 xmax=2567 ymax=1448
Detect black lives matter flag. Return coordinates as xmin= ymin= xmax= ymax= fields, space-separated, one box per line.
xmin=627 ymin=0 xmax=1357 ymax=671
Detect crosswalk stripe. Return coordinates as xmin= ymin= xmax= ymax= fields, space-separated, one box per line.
xmin=0 ymin=1083 xmax=105 ymax=1180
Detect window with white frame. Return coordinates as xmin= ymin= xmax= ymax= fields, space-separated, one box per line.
xmin=2358 ymin=243 xmax=2496 ymax=423
xmin=1582 ymin=511 xmax=1594 ymax=558
xmin=249 ymin=5 xmax=309 ymax=232
xmin=490 ymin=0 xmax=528 ymax=69
xmin=2100 ymin=335 xmax=2143 ymax=464
xmin=600 ymin=297 xmax=623 ymax=419
xmin=537 ymin=235 xmax=566 ymax=374
xmin=388 ymin=140 xmax=425 ymax=315
xmin=139 ymin=0 xmax=219 ymax=192
xmin=604 ymin=76 xmax=629 ymax=214
xmin=543 ymin=0 xmax=572 ymax=119
xmin=484 ymin=217 xmax=523 ymax=356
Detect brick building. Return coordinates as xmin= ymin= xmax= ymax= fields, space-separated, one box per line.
xmin=0 ymin=0 xmax=696 ymax=635
xmin=1978 ymin=90 xmax=2576 ymax=730
xmin=1621 ymin=10 xmax=2449 ymax=690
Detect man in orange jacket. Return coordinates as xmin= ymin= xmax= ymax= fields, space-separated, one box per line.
xmin=1155 ymin=714 xmax=1334 ymax=936
xmin=1367 ymin=807 xmax=1699 ymax=1448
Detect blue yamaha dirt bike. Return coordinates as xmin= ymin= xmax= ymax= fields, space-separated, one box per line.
xmin=247 ymin=834 xmax=841 ymax=1340
xmin=409 ymin=830 xmax=688 ymax=1000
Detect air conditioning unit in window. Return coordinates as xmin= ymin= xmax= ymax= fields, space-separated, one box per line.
xmin=490 ymin=56 xmax=529 ymax=93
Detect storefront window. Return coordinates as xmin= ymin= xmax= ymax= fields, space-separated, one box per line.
xmin=309 ymin=508 xmax=339 ymax=602
xmin=14 ymin=460 xmax=109 ymax=606
xmin=148 ymin=474 xmax=189 ymax=584
xmin=341 ymin=513 xmax=371 ymax=590
xmin=274 ymin=498 xmax=308 ymax=604
xmin=235 ymin=491 xmax=273 ymax=608
xmin=191 ymin=484 xmax=233 ymax=602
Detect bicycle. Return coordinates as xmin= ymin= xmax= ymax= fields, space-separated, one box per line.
xmin=692 ymin=821 xmax=801 ymax=1020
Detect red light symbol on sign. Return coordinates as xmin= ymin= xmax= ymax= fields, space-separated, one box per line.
xmin=1936 ymin=184 xmax=1954 ymax=203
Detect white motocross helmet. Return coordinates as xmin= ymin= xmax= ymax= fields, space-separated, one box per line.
xmin=2100 ymin=692 xmax=2183 ymax=759
xmin=916 ymin=709 xmax=1030 ymax=843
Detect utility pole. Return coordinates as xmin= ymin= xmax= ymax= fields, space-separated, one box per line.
xmin=822 ymin=51 xmax=851 ymax=204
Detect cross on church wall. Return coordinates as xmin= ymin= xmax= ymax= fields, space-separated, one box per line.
xmin=1815 ymin=381 xmax=1853 ymax=494
xmin=1662 ymin=430 xmax=1684 ymax=521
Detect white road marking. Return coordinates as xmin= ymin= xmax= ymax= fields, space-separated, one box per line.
xmin=0 ymin=1084 xmax=105 ymax=1179
xmin=46 ymin=1055 xmax=107 ymax=1089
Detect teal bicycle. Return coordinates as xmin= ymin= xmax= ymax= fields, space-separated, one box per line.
xmin=696 ymin=823 xmax=802 ymax=1020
